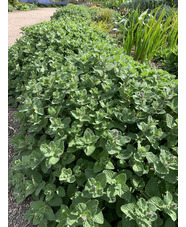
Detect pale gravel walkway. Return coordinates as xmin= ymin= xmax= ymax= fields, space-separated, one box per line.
xmin=8 ymin=8 xmax=57 ymax=46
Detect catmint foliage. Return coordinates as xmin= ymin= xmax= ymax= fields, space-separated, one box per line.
xmin=8 ymin=4 xmax=178 ymax=227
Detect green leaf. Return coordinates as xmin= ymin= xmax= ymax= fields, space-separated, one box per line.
xmin=120 ymin=136 xmax=131 ymax=145
xmin=155 ymin=162 xmax=169 ymax=175
xmin=122 ymin=217 xmax=137 ymax=227
xmin=165 ymin=218 xmax=176 ymax=227
xmin=103 ymin=170 xmax=116 ymax=184
xmin=86 ymin=199 xmax=99 ymax=215
xmin=145 ymin=177 xmax=160 ymax=197
xmin=137 ymin=198 xmax=147 ymax=211
xmin=164 ymin=170 xmax=177 ymax=184
xmin=25 ymin=180 xmax=35 ymax=197
xmin=164 ymin=191 xmax=173 ymax=206
xmin=67 ymin=183 xmax=77 ymax=199
xmin=145 ymin=152 xmax=158 ymax=163
xmin=93 ymin=209 xmax=104 ymax=224
xmin=105 ymin=161 xmax=115 ymax=170
xmin=116 ymin=173 xmax=127 ymax=185
xmin=117 ymin=145 xmax=134 ymax=160
xmin=56 ymin=186 xmax=66 ymax=197
xmin=105 ymin=63 xmax=115 ymax=71
xmin=48 ymin=106 xmax=56 ymax=116
xmin=49 ymin=194 xmax=62 ymax=207
xmin=132 ymin=162 xmax=144 ymax=176
xmin=56 ymin=205 xmax=70 ymax=224
xmin=166 ymin=114 xmax=174 ymax=129
xmin=149 ymin=197 xmax=164 ymax=210
xmin=35 ymin=182 xmax=45 ymax=196
xmin=45 ymin=206 xmax=56 ymax=220
xmin=62 ymin=153 xmax=75 ymax=165
xmin=93 ymin=161 xmax=103 ymax=173
xmin=85 ymin=145 xmax=95 ymax=156
xmin=130 ymin=175 xmax=145 ymax=190
xmin=49 ymin=156 xmax=60 ymax=165
xmin=121 ymin=203 xmax=135 ymax=216
xmin=30 ymin=201 xmax=46 ymax=210
xmin=96 ymin=173 xmax=107 ymax=188
xmin=59 ymin=168 xmax=76 ymax=183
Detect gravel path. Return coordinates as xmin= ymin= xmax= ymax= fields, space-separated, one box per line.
xmin=8 ymin=8 xmax=57 ymax=46
xmin=8 ymin=8 xmax=57 ymax=226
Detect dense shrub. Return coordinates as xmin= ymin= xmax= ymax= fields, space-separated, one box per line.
xmin=51 ymin=4 xmax=91 ymax=21
xmin=120 ymin=0 xmax=167 ymax=12
xmin=27 ymin=3 xmax=38 ymax=10
xmin=165 ymin=0 xmax=178 ymax=7
xmin=162 ymin=46 xmax=178 ymax=76
xmin=89 ymin=0 xmax=118 ymax=9
xmin=96 ymin=8 xmax=115 ymax=22
xmin=8 ymin=0 xmax=19 ymax=7
xmin=154 ymin=4 xmax=177 ymax=20
xmin=89 ymin=6 xmax=102 ymax=20
xmin=8 ymin=4 xmax=15 ymax=12
xmin=91 ymin=20 xmax=113 ymax=32
xmin=16 ymin=3 xmax=30 ymax=11
xmin=9 ymin=5 xmax=178 ymax=227
xmin=153 ymin=46 xmax=178 ymax=77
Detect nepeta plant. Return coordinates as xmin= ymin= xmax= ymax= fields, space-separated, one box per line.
xmin=9 ymin=5 xmax=178 ymax=227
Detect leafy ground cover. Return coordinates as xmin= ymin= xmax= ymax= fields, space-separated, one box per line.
xmin=9 ymin=4 xmax=178 ymax=227
xmin=8 ymin=2 xmax=38 ymax=11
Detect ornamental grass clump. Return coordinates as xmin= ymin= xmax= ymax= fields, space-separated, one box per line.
xmin=117 ymin=6 xmax=178 ymax=63
xmin=9 ymin=5 xmax=178 ymax=227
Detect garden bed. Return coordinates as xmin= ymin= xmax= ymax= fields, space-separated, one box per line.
xmin=8 ymin=3 xmax=178 ymax=227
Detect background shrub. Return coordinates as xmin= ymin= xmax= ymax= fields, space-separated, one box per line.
xmin=153 ymin=46 xmax=178 ymax=77
xmin=51 ymin=4 xmax=91 ymax=21
xmin=27 ymin=3 xmax=38 ymax=10
xmin=89 ymin=0 xmax=119 ymax=8
xmin=162 ymin=46 xmax=178 ymax=76
xmin=8 ymin=0 xmax=19 ymax=7
xmin=16 ymin=3 xmax=30 ymax=11
xmin=96 ymin=8 xmax=115 ymax=22
xmin=9 ymin=4 xmax=178 ymax=227
xmin=8 ymin=4 xmax=15 ymax=12
xmin=120 ymin=0 xmax=169 ymax=11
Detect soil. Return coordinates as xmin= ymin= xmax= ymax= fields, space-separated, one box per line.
xmin=8 ymin=8 xmax=57 ymax=226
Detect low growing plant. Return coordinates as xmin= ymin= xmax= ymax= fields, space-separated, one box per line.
xmin=9 ymin=5 xmax=178 ymax=227
xmin=8 ymin=4 xmax=15 ymax=12
xmin=91 ymin=20 xmax=113 ymax=32
xmin=153 ymin=46 xmax=178 ymax=77
xmin=51 ymin=4 xmax=91 ymax=21
xmin=16 ymin=3 xmax=30 ymax=11
xmin=27 ymin=3 xmax=38 ymax=10
xmin=119 ymin=0 xmax=167 ymax=12
xmin=96 ymin=8 xmax=115 ymax=22
xmin=8 ymin=0 xmax=19 ymax=7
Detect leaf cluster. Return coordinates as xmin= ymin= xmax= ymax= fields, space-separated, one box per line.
xmin=51 ymin=4 xmax=92 ymax=21
xmin=9 ymin=4 xmax=178 ymax=227
xmin=153 ymin=46 xmax=178 ymax=77
xmin=8 ymin=4 xmax=15 ymax=12
xmin=116 ymin=6 xmax=178 ymax=62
